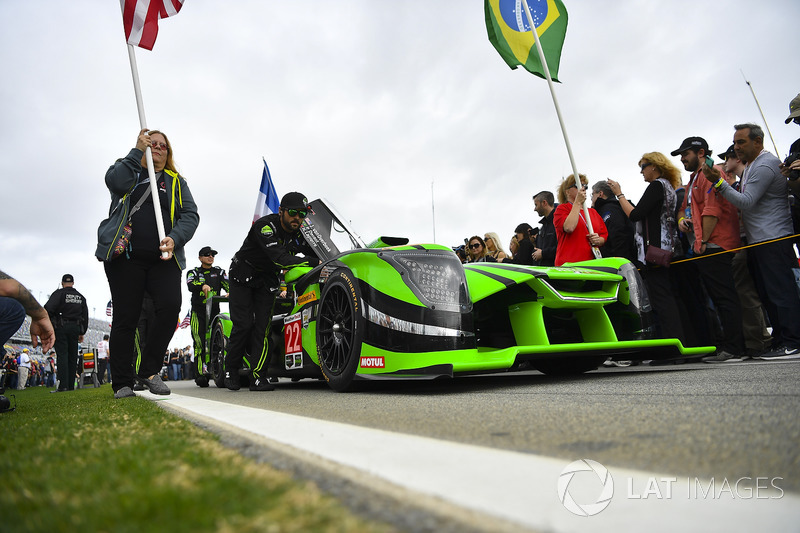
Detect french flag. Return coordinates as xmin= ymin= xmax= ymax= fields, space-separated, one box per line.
xmin=253 ymin=158 xmax=280 ymax=223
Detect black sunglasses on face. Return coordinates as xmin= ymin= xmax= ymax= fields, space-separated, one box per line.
xmin=469 ymin=243 xmax=482 ymax=249
xmin=285 ymin=209 xmax=308 ymax=218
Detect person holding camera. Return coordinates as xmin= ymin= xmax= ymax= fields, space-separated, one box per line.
xmin=671 ymin=137 xmax=745 ymax=363
xmin=711 ymin=123 xmax=800 ymax=360
xmin=781 ymin=93 xmax=800 ymax=181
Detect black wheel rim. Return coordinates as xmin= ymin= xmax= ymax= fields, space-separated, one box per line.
xmin=318 ymin=284 xmax=355 ymax=375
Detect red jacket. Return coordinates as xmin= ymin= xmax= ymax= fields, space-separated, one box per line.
xmin=553 ymin=203 xmax=608 ymax=266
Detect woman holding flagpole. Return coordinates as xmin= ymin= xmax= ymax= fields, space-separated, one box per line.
xmin=96 ymin=129 xmax=199 ymax=399
xmin=553 ymin=174 xmax=608 ymax=266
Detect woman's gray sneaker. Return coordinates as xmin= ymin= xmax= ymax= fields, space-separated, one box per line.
xmin=136 ymin=374 xmax=171 ymax=395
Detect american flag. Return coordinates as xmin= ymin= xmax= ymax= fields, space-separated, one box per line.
xmin=106 ymin=300 xmax=113 ymax=317
xmin=121 ymin=0 xmax=185 ymax=51
xmin=179 ymin=310 xmax=191 ymax=329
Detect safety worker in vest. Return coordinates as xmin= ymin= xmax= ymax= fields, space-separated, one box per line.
xmin=44 ymin=274 xmax=89 ymax=392
xmin=186 ymin=246 xmax=228 ymax=387
xmin=224 ymin=192 xmax=319 ymax=391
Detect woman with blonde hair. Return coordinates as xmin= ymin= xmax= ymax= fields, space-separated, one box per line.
xmin=483 ymin=232 xmax=508 ymax=261
xmin=553 ymin=173 xmax=608 ymax=266
xmin=608 ymin=152 xmax=685 ymax=342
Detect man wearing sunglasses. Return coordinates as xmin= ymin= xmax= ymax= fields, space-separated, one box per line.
xmin=186 ymin=246 xmax=229 ymax=386
xmin=225 ymin=192 xmax=320 ymax=391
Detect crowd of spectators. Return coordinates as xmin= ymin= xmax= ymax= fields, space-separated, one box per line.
xmin=453 ymin=107 xmax=800 ymax=363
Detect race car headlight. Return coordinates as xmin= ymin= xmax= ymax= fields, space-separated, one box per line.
xmin=618 ymin=261 xmax=651 ymax=313
xmin=387 ymin=251 xmax=471 ymax=313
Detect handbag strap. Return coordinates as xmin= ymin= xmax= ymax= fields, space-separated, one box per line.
xmin=127 ymin=186 xmax=152 ymax=223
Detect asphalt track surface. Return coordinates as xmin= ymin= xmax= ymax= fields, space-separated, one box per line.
xmin=144 ymin=359 xmax=800 ymax=532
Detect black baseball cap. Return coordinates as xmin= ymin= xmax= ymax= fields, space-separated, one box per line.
xmin=670 ymin=137 xmax=710 ymax=156
xmin=718 ymin=144 xmax=736 ymax=161
xmin=198 ymin=246 xmax=217 ymax=256
xmin=62 ymin=274 xmax=74 ymax=283
xmin=280 ymin=192 xmax=310 ymax=211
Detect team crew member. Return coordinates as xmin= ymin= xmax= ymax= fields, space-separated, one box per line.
xmin=44 ymin=274 xmax=89 ymax=392
xmin=224 ymin=192 xmax=319 ymax=392
xmin=96 ymin=129 xmax=199 ymax=399
xmin=186 ymin=246 xmax=229 ymax=386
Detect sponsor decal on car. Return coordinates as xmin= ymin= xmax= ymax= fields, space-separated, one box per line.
xmin=359 ymin=356 xmax=385 ymax=368
xmin=297 ymin=290 xmax=317 ymax=307
xmin=284 ymin=312 xmax=303 ymax=369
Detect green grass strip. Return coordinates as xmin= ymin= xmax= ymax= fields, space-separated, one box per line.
xmin=0 ymin=385 xmax=392 ymax=533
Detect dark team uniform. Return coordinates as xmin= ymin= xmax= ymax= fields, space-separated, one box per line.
xmin=225 ymin=213 xmax=318 ymax=387
xmin=186 ymin=265 xmax=229 ymax=380
xmin=44 ymin=286 xmax=89 ymax=391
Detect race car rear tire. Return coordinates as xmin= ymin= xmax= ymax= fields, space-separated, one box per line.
xmin=316 ymin=270 xmax=365 ymax=392
xmin=210 ymin=320 xmax=227 ymax=388
xmin=532 ymin=356 xmax=605 ymax=376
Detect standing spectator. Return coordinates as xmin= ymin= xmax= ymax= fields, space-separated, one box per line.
xmin=532 ymin=191 xmax=557 ymax=266
xmin=44 ymin=274 xmax=89 ymax=392
xmin=96 ymin=129 xmax=199 ymax=398
xmin=225 ymin=192 xmax=319 ymax=391
xmin=3 ymin=352 xmax=18 ymax=390
xmin=96 ymin=334 xmax=110 ymax=385
xmin=712 ymin=123 xmax=800 ymax=360
xmin=591 ymin=181 xmax=636 ymax=262
xmin=553 ymin=174 xmax=607 ymax=266
xmin=466 ymin=236 xmax=496 ymax=263
xmin=503 ymin=224 xmax=536 ymax=265
xmin=17 ymin=348 xmax=31 ymax=390
xmin=45 ymin=352 xmax=56 ymax=388
xmin=781 ymin=93 xmax=800 ymax=252
xmin=483 ymin=232 xmax=508 ymax=262
xmin=186 ymin=246 xmax=228 ymax=387
xmin=169 ymin=349 xmax=180 ymax=381
xmin=0 ymin=269 xmax=55 ymax=356
xmin=672 ymin=137 xmax=746 ymax=362
xmin=720 ymin=145 xmax=773 ymax=357
xmin=608 ymin=153 xmax=686 ymax=342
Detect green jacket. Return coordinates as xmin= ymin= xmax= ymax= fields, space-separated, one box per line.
xmin=95 ymin=148 xmax=199 ymax=269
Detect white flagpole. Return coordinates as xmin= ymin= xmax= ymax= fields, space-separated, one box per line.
xmin=126 ymin=44 xmax=169 ymax=259
xmin=521 ymin=2 xmax=601 ymax=259
xmin=740 ymin=70 xmax=782 ymax=160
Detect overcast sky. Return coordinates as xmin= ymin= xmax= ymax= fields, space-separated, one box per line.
xmin=1 ymin=1 xmax=799 ymax=347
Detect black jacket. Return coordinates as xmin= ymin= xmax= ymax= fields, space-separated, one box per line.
xmin=44 ymin=287 xmax=89 ymax=334
xmin=187 ymin=266 xmax=229 ymax=308
xmin=594 ymin=197 xmax=636 ymax=262
xmin=230 ymin=213 xmax=318 ymax=287
xmin=536 ymin=207 xmax=557 ymax=266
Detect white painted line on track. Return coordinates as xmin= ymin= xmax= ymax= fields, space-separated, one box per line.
xmin=145 ymin=391 xmax=800 ymax=532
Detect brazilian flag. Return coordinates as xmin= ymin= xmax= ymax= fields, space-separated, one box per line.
xmin=485 ymin=0 xmax=569 ymax=82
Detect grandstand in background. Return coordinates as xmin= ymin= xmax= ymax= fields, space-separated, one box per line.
xmin=6 ymin=316 xmax=111 ymax=357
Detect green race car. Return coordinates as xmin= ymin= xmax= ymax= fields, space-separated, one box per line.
xmin=206 ymin=199 xmax=714 ymax=391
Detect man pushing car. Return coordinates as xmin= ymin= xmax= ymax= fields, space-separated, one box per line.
xmin=224 ymin=192 xmax=319 ymax=391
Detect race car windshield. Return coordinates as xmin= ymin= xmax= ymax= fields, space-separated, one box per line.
xmin=300 ymin=199 xmax=366 ymax=261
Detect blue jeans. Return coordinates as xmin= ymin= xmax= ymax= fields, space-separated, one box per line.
xmin=0 ymin=297 xmax=26 ymax=354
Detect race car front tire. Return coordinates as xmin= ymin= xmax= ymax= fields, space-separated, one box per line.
xmin=209 ymin=320 xmax=227 ymax=388
xmin=316 ymin=269 xmax=365 ymax=392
